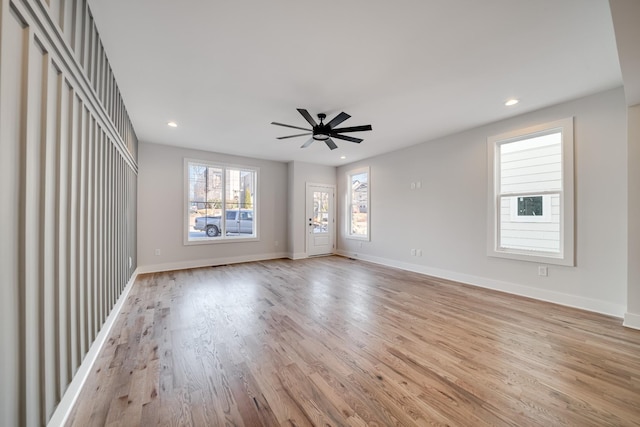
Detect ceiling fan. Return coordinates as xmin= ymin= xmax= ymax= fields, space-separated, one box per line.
xmin=271 ymin=108 xmax=372 ymax=150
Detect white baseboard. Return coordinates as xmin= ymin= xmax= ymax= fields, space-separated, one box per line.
xmin=137 ymin=251 xmax=289 ymax=274
xmin=623 ymin=312 xmax=640 ymax=330
xmin=47 ymin=268 xmax=139 ymax=427
xmin=287 ymin=252 xmax=308 ymax=260
xmin=336 ymin=250 xmax=626 ymax=318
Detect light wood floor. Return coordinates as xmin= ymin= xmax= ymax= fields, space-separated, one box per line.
xmin=67 ymin=256 xmax=640 ymax=426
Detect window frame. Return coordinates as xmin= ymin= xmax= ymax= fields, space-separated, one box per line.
xmin=487 ymin=117 xmax=574 ymax=266
xmin=184 ymin=158 xmax=259 ymax=246
xmin=346 ymin=166 xmax=370 ymax=241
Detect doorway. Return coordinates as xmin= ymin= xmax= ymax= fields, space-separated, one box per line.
xmin=306 ymin=184 xmax=335 ymax=256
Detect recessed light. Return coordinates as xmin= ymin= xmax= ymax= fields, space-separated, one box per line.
xmin=167 ymin=121 xmax=178 ymax=128
xmin=505 ymin=99 xmax=519 ymax=106
xmin=340 ymin=156 xmax=346 ymax=160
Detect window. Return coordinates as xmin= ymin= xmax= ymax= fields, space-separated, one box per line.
xmin=487 ymin=118 xmax=574 ymax=265
xmin=347 ymin=167 xmax=370 ymax=240
xmin=510 ymin=195 xmax=551 ymax=223
xmin=185 ymin=159 xmax=258 ymax=244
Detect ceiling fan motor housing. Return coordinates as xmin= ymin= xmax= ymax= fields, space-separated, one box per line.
xmin=313 ymin=114 xmax=330 ymax=140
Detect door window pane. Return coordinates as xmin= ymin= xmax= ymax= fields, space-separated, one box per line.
xmin=313 ymin=191 xmax=329 ymax=233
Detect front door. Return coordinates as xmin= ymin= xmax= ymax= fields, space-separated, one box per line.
xmin=306 ymin=184 xmax=335 ymax=256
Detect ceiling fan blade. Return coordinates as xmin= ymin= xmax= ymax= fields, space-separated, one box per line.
xmin=301 ymin=138 xmax=314 ymax=148
xmin=325 ymin=138 xmax=338 ymax=150
xmin=331 ymin=133 xmax=363 ymax=143
xmin=297 ymin=109 xmax=318 ymax=127
xmin=326 ymin=112 xmax=351 ymax=129
xmin=271 ymin=122 xmax=311 ymax=132
xmin=330 ymin=124 xmax=372 ymax=133
xmin=277 ymin=133 xmax=312 ymax=140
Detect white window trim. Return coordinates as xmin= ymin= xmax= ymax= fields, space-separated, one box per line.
xmin=183 ymin=158 xmax=259 ymax=246
xmin=346 ymin=166 xmax=370 ymax=241
xmin=487 ymin=117 xmax=574 ymax=266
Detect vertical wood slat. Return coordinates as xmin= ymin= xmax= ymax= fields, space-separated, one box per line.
xmin=40 ymin=57 xmax=51 ymax=423
xmin=115 ymin=152 xmax=120 ymax=298
xmin=110 ymin=143 xmax=115 ymax=308
xmin=73 ymin=0 xmax=84 ymax=61
xmin=100 ymin=45 xmax=106 ymax=104
xmin=42 ymin=59 xmax=62 ymax=422
xmin=88 ymin=113 xmax=95 ymax=347
xmin=98 ymin=129 xmax=104 ymax=327
xmin=69 ymin=93 xmax=81 ymax=378
xmin=91 ymin=20 xmax=97 ymax=92
xmin=60 ymin=82 xmax=77 ymax=393
xmin=0 ymin=7 xmax=29 ymax=427
xmin=85 ymin=12 xmax=92 ymax=77
xmin=61 ymin=0 xmax=73 ymax=46
xmin=91 ymin=117 xmax=98 ymax=337
xmin=78 ymin=104 xmax=88 ymax=359
xmin=47 ymin=0 xmax=60 ymax=29
xmin=55 ymin=73 xmax=68 ymax=406
xmin=106 ymin=133 xmax=111 ymax=313
xmin=24 ymin=35 xmax=47 ymax=427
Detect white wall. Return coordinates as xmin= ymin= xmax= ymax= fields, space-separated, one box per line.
xmin=337 ymin=88 xmax=628 ymax=317
xmin=138 ymin=142 xmax=288 ymax=271
xmin=287 ymin=161 xmax=336 ymax=258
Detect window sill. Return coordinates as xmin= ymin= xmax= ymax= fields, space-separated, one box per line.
xmin=488 ymin=248 xmax=574 ymax=266
xmin=346 ymin=235 xmax=370 ymax=242
xmin=184 ymin=236 xmax=260 ymax=246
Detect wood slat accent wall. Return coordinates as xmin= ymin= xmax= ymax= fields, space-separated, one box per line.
xmin=0 ymin=0 xmax=138 ymax=425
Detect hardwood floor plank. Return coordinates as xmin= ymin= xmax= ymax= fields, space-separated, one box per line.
xmin=67 ymin=257 xmax=640 ymax=426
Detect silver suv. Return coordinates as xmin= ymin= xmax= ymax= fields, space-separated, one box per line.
xmin=194 ymin=209 xmax=254 ymax=237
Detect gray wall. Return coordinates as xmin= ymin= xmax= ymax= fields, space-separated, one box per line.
xmin=0 ymin=0 xmax=138 ymax=425
xmin=137 ymin=142 xmax=288 ymax=271
xmin=337 ymin=88 xmax=628 ymax=316
xmin=609 ymin=0 xmax=640 ymax=328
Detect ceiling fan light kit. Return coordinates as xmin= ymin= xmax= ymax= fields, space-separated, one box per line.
xmin=272 ymin=108 xmax=372 ymax=150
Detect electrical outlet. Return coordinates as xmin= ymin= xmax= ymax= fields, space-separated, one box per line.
xmin=416 ymin=181 xmax=422 ymax=189
xmin=155 ymin=249 xmax=161 ymax=256
xmin=411 ymin=249 xmax=416 ymax=256
xmin=538 ymin=266 xmax=548 ymax=276
xmin=410 ymin=182 xmax=416 ymax=190
xmin=417 ymin=249 xmax=422 ymax=256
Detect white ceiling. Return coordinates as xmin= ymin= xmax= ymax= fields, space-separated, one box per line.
xmin=88 ymin=0 xmax=622 ymax=166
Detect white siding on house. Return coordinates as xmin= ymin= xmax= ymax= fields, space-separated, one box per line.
xmin=498 ymin=132 xmax=562 ymax=253
xmin=500 ymin=195 xmax=561 ymax=252
xmin=500 ymin=132 xmax=562 ymax=193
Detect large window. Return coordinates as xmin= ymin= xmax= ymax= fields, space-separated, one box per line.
xmin=347 ymin=167 xmax=370 ymax=240
xmin=185 ymin=159 xmax=258 ymax=243
xmin=487 ymin=118 xmax=574 ymax=265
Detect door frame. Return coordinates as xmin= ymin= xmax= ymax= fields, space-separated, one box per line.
xmin=305 ymin=182 xmax=336 ymax=256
